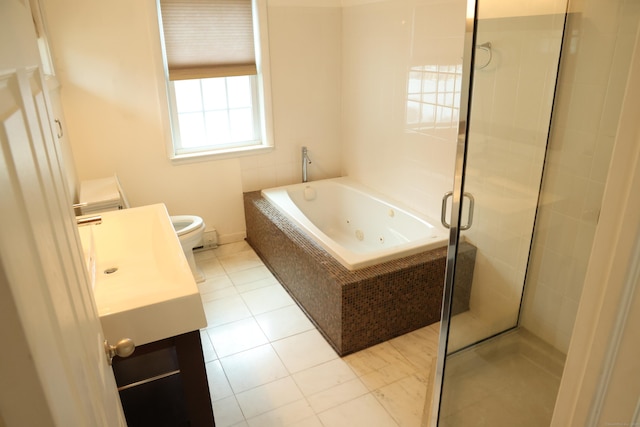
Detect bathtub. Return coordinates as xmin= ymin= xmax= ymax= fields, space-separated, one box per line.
xmin=244 ymin=178 xmax=475 ymax=355
xmin=261 ymin=177 xmax=448 ymax=270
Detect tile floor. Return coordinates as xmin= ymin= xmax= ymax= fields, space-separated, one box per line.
xmin=439 ymin=329 xmax=565 ymax=427
xmin=194 ymin=242 xmax=439 ymax=427
xmin=194 ymin=242 xmax=563 ymax=427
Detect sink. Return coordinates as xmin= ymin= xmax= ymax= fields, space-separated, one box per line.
xmin=78 ymin=203 xmax=207 ymax=346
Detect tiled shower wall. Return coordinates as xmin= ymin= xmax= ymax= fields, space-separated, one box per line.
xmin=453 ymin=12 xmax=566 ymax=348
xmin=521 ymin=0 xmax=640 ymax=353
xmin=341 ymin=0 xmax=465 ymax=222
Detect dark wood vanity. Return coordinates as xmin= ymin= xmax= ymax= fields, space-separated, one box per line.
xmin=112 ymin=330 xmax=215 ymax=427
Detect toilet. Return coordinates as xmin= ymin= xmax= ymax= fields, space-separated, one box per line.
xmin=170 ymin=215 xmax=206 ymax=283
xmin=78 ymin=176 xmax=207 ymax=283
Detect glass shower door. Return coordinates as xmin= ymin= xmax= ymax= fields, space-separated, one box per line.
xmin=431 ymin=0 xmax=569 ymax=424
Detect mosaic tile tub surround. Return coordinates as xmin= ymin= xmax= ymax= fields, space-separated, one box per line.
xmin=243 ymin=191 xmax=476 ymax=355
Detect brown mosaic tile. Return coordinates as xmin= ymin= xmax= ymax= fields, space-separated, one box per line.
xmin=243 ymin=191 xmax=476 ymax=356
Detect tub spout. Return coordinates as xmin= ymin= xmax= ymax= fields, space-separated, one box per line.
xmin=302 ymin=146 xmax=312 ymax=183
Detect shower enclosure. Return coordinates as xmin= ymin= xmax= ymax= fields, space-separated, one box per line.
xmin=431 ymin=1 xmax=570 ymax=424
xmin=443 ymin=0 xmax=569 ymax=353
xmin=338 ymin=0 xmax=574 ymax=422
xmin=431 ymin=0 xmax=640 ymax=425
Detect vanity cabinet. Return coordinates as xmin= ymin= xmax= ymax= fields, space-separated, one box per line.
xmin=112 ymin=330 xmax=215 ymax=427
xmin=76 ymin=204 xmax=210 ymax=425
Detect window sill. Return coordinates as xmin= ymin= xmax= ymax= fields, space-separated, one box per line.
xmin=169 ymin=144 xmax=274 ymax=165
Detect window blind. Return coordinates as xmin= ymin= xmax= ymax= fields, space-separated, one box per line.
xmin=159 ymin=0 xmax=257 ymax=81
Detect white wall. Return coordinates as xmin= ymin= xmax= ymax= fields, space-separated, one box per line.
xmin=341 ymin=0 xmax=465 ymax=222
xmin=240 ymin=2 xmax=343 ymax=191
xmin=40 ymin=0 xmax=342 ymax=244
xmin=521 ymin=0 xmax=640 ymax=353
xmin=480 ymin=0 xmax=567 ymax=19
xmin=550 ymin=23 xmax=640 ymax=425
xmin=42 ymin=0 xmax=462 ymax=244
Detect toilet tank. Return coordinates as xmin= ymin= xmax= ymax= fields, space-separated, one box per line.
xmin=79 ymin=176 xmax=129 ymax=214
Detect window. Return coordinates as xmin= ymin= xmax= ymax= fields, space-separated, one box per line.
xmin=157 ymin=0 xmax=273 ymax=162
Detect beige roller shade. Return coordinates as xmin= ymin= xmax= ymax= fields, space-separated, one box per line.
xmin=159 ymin=0 xmax=257 ymax=81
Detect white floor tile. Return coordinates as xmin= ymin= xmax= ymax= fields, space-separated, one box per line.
xmin=358 ymin=356 xmax=419 ymax=391
xmin=208 ymin=317 xmax=270 ymax=358
xmin=288 ymin=416 xmax=324 ymax=427
xmin=199 ymin=256 xmax=227 ymax=278
xmin=203 ymin=295 xmax=252 ymax=328
xmin=205 ymin=360 xmax=234 ymax=402
xmin=236 ymin=276 xmax=281 ymax=294
xmin=213 ymin=241 xmax=253 ymax=257
xmin=272 ymin=330 xmax=338 ymax=374
xmin=201 ymin=286 xmax=240 ymax=302
xmin=218 ymin=250 xmax=265 ymax=273
xmin=318 ymin=394 xmax=399 ymax=427
xmin=343 ymin=341 xmax=410 ymax=378
xmin=199 ymin=274 xmax=234 ymax=293
xmin=200 ymin=329 xmax=218 ymax=362
xmin=220 ymin=344 xmax=290 ymax=394
xmin=292 ymin=358 xmax=357 ymax=396
xmin=200 ymin=275 xmax=239 ymax=302
xmin=306 ymin=378 xmax=369 ymax=413
xmin=228 ymin=265 xmax=274 ymax=286
xmin=255 ymin=305 xmax=315 ymax=342
xmin=241 ymin=285 xmax=295 ymax=315
xmin=213 ymin=395 xmax=245 ymax=427
xmin=389 ymin=326 xmax=439 ymax=371
xmin=236 ymin=377 xmax=304 ymax=419
xmin=246 ymin=399 xmax=315 ymax=427
xmin=372 ymin=374 xmax=428 ymax=427
xmin=194 ymin=248 xmax=218 ymax=261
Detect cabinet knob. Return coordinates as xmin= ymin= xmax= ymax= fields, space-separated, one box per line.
xmin=104 ymin=338 xmax=135 ymax=365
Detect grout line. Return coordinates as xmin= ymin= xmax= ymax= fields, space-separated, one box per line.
xmin=199 ymin=247 xmax=426 ymax=427
xmin=201 ymin=246 xmax=562 ymax=426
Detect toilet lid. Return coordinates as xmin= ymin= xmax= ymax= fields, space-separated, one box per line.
xmin=79 ymin=177 xmax=123 ymax=213
xmin=171 ymin=215 xmax=204 ymax=236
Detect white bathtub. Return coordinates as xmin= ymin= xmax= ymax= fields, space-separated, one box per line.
xmin=261 ymin=177 xmax=449 ymax=270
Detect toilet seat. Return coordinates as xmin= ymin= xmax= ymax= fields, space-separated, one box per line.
xmin=171 ymin=215 xmax=204 ymax=237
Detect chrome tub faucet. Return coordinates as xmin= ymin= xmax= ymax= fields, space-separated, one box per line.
xmin=302 ymin=146 xmax=312 ymax=183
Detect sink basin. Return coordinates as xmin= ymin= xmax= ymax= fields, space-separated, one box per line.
xmin=78 ymin=203 xmax=207 ymax=346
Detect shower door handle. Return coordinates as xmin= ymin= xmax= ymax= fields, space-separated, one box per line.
xmin=441 ymin=192 xmax=453 ymax=229
xmin=441 ymin=191 xmax=474 ymax=230
xmin=460 ymin=192 xmax=474 ymax=231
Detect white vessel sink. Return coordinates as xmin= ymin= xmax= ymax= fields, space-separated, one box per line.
xmin=78 ymin=203 xmax=207 ymax=346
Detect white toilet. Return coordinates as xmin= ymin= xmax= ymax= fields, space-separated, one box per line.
xmin=171 ymin=215 xmax=206 ymax=283
xmin=78 ymin=176 xmax=207 ymax=283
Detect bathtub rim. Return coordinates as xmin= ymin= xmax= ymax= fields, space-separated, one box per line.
xmin=261 ymin=176 xmax=449 ymax=270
